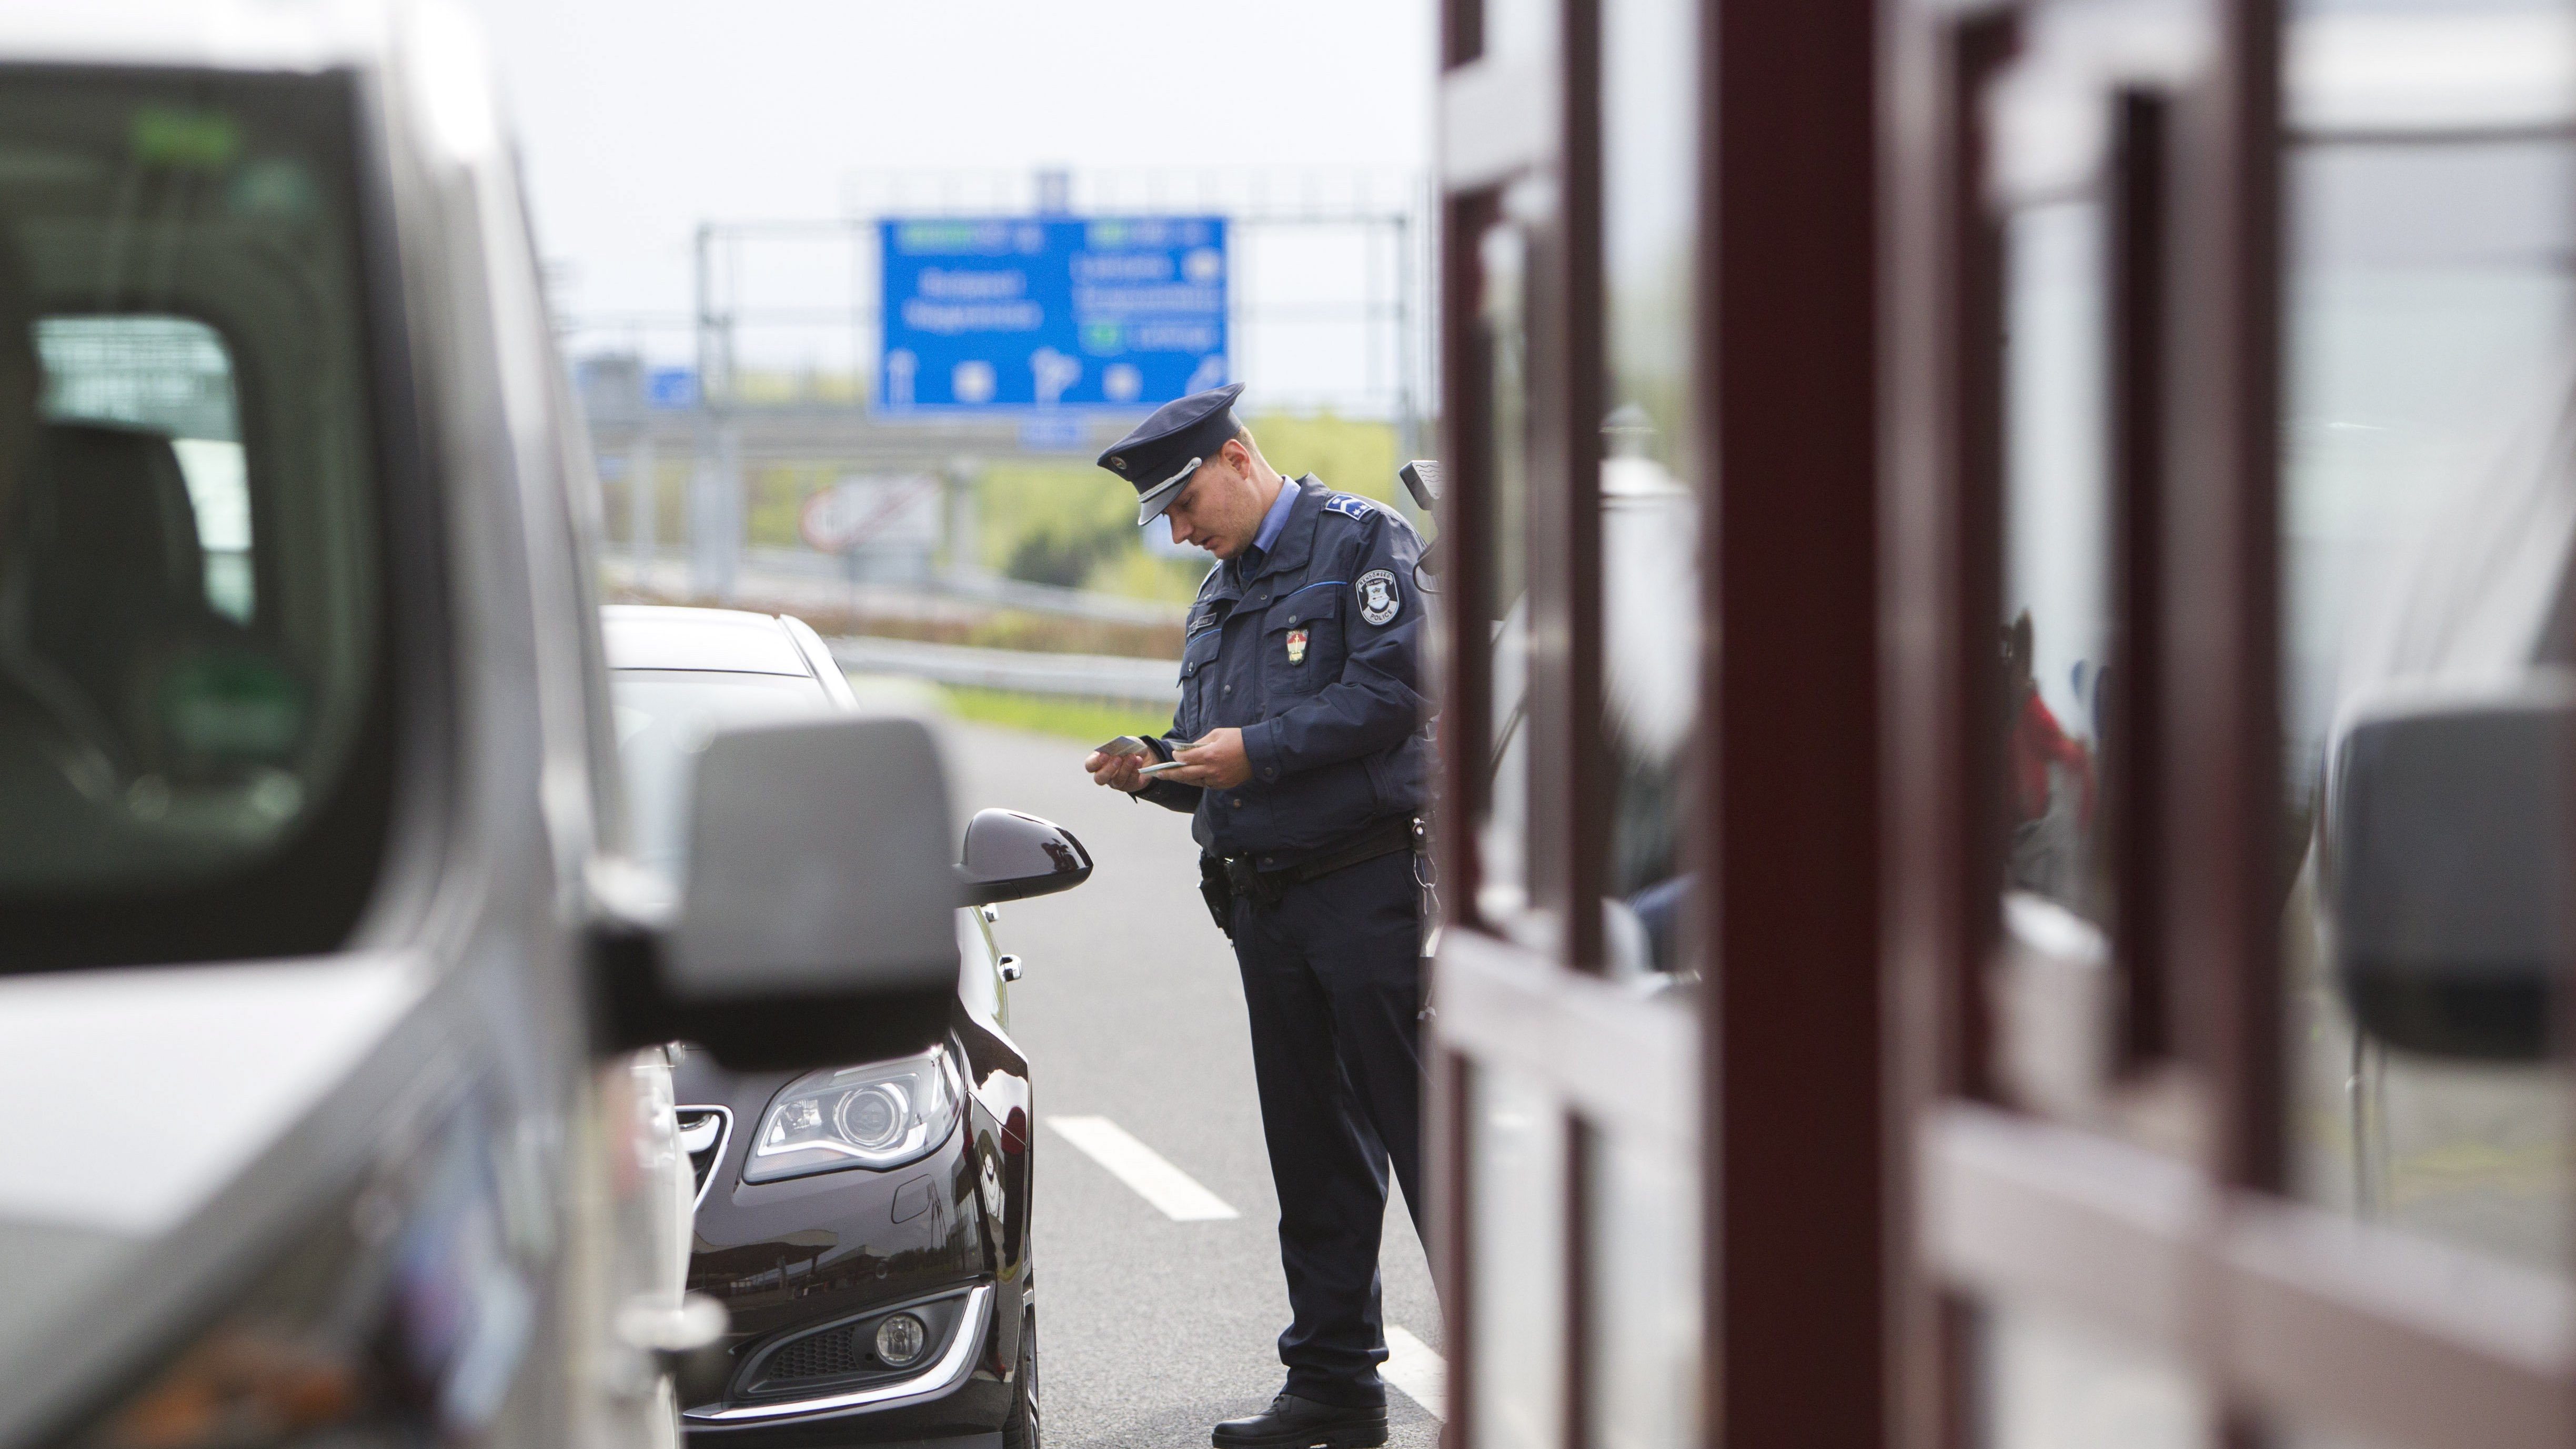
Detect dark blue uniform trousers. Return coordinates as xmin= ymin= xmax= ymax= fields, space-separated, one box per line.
xmin=1229 ymin=849 xmax=1426 ymax=1409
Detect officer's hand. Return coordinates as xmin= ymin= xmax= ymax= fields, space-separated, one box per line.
xmin=1085 ymin=748 xmax=1149 ymax=793
xmin=1163 ymin=727 xmax=1250 ymax=790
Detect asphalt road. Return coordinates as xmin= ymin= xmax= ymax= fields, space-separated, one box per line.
xmin=944 ymin=718 xmax=1445 ymax=1449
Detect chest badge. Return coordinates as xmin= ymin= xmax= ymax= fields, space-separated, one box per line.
xmin=1285 ymin=628 xmax=1309 ymax=665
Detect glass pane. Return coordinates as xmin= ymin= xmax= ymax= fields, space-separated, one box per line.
xmin=1586 ymin=1119 xmax=1699 ymax=1449
xmin=2000 ymin=198 xmax=2110 ymax=922
xmin=1469 ymin=1062 xmax=1565 ymax=1449
xmin=1481 ymin=0 xmax=1556 ymax=63
xmin=610 ymin=669 xmax=833 ymax=879
xmin=1600 ymin=0 xmax=1699 ymax=979
xmin=1977 ymin=1301 xmax=2206 ymax=1449
xmin=2279 ymin=0 xmax=2576 ymax=1277
xmin=0 ymin=73 xmax=387 ymax=952
xmin=39 ymin=316 xmax=253 ymax=624
xmin=1477 ymin=220 xmax=1538 ymax=924
xmin=1987 ymin=127 xmax=2128 ymax=1123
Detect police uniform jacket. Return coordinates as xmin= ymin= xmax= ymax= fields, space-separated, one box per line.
xmin=1136 ymin=475 xmax=1429 ymax=867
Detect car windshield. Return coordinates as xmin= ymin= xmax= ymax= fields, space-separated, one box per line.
xmin=612 ymin=669 xmax=830 ymax=878
xmin=0 ymin=71 xmax=391 ymax=969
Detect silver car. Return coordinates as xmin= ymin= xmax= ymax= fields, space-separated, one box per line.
xmin=0 ymin=6 xmax=963 ymax=1448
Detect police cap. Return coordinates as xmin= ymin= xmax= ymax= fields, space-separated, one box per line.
xmin=1096 ymin=382 xmax=1246 ymax=525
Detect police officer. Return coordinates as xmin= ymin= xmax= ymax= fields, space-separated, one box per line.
xmin=1083 ymin=384 xmax=1429 ymax=1449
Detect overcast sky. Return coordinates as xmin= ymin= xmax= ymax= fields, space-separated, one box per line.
xmin=458 ymin=0 xmax=1437 ymax=360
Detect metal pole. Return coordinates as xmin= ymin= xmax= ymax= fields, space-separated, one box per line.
xmin=690 ymin=223 xmax=743 ymax=599
xmin=689 ymin=223 xmax=711 ymax=594
xmin=695 ymin=222 xmax=717 ymax=406
xmin=944 ymin=459 xmax=983 ymax=584
xmin=691 ymin=421 xmax=739 ymax=601
xmin=1234 ymin=217 xmax=1252 ymax=388
xmin=1395 ymin=208 xmax=1419 ymax=466
xmin=853 ymin=217 xmax=870 ymax=410
xmin=1366 ymin=210 xmax=1384 ymax=407
xmin=630 ymin=434 xmax=658 ymax=581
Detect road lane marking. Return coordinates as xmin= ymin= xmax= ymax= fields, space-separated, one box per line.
xmin=1384 ymin=1325 xmax=1445 ymax=1418
xmin=1046 ymin=1116 xmax=1239 ymax=1222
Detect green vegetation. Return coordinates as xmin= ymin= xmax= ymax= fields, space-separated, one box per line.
xmin=1242 ymin=412 xmax=1403 ymax=509
xmin=599 ymin=459 xmax=687 ymax=546
xmin=975 ymin=460 xmax=1186 ymax=593
xmin=935 ymin=685 xmax=1172 ymax=744
xmin=746 ymin=461 xmax=837 ymax=550
xmin=607 ymin=412 xmax=1418 ymax=633
xmin=1087 ymin=547 xmax=1203 ymax=602
xmin=976 ymin=411 xmax=1411 ymax=601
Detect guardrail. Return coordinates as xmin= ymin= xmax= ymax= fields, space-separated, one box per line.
xmin=607 ymin=552 xmax=1190 ymax=627
xmin=828 ymin=634 xmax=1180 ymax=708
xmin=934 ymin=570 xmax=1191 ymax=628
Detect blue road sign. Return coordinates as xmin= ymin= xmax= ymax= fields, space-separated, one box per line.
xmin=879 ymin=216 xmax=1227 ymax=412
xmin=646 ymin=366 xmax=698 ymax=410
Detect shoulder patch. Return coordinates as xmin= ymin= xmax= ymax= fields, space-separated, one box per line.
xmin=1323 ymin=494 xmax=1374 ymax=520
xmin=1356 ymin=568 xmax=1402 ymax=626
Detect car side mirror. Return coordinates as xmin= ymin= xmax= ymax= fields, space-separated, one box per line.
xmin=594 ymin=715 xmax=962 ymax=1070
xmin=958 ymin=808 xmax=1093 ymax=905
xmin=2328 ymin=682 xmax=2570 ymax=1061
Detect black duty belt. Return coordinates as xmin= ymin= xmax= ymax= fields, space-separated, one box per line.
xmin=1217 ymin=814 xmax=1419 ymax=911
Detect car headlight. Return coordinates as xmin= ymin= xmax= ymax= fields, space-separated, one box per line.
xmin=745 ymin=1047 xmax=960 ymax=1183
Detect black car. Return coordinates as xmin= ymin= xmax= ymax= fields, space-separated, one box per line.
xmin=602 ymin=605 xmax=1091 ymax=1448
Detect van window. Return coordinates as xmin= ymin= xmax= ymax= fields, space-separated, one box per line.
xmin=0 ymin=73 xmax=395 ymax=968
xmin=39 ymin=316 xmax=254 ymax=623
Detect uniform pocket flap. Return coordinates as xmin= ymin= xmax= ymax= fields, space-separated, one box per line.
xmin=1263 ymin=588 xmax=1343 ymax=633
xmin=1179 ymin=626 xmax=1224 ymax=679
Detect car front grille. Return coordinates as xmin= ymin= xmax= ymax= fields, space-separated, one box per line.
xmin=764 ymin=1324 xmax=865 ymax=1382
xmin=733 ymin=1289 xmax=978 ymax=1401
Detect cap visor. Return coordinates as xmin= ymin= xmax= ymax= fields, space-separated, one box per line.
xmin=1135 ymin=475 xmax=1187 ymax=525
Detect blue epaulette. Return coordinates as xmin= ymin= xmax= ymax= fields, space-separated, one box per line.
xmin=1322 ymin=494 xmax=1375 ymax=520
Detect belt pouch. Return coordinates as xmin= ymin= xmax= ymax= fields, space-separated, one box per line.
xmin=1225 ymin=855 xmax=1286 ymax=910
xmin=1198 ymin=854 xmax=1236 ymax=938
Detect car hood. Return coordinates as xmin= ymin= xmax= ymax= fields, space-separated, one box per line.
xmin=0 ymin=953 xmax=424 ymax=1430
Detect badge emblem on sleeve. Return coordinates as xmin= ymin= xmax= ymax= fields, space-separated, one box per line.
xmin=1286 ymin=628 xmax=1309 ymax=665
xmin=1356 ymin=569 xmax=1401 ymax=625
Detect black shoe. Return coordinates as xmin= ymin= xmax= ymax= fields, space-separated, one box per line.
xmin=1211 ymin=1392 xmax=1389 ymax=1448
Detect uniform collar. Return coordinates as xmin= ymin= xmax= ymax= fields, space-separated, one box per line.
xmin=1249 ymin=474 xmax=1301 ymax=556
xmin=1235 ymin=475 xmax=1324 ymax=586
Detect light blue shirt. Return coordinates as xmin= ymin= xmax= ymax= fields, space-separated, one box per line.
xmin=1249 ymin=477 xmax=1299 ymax=559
